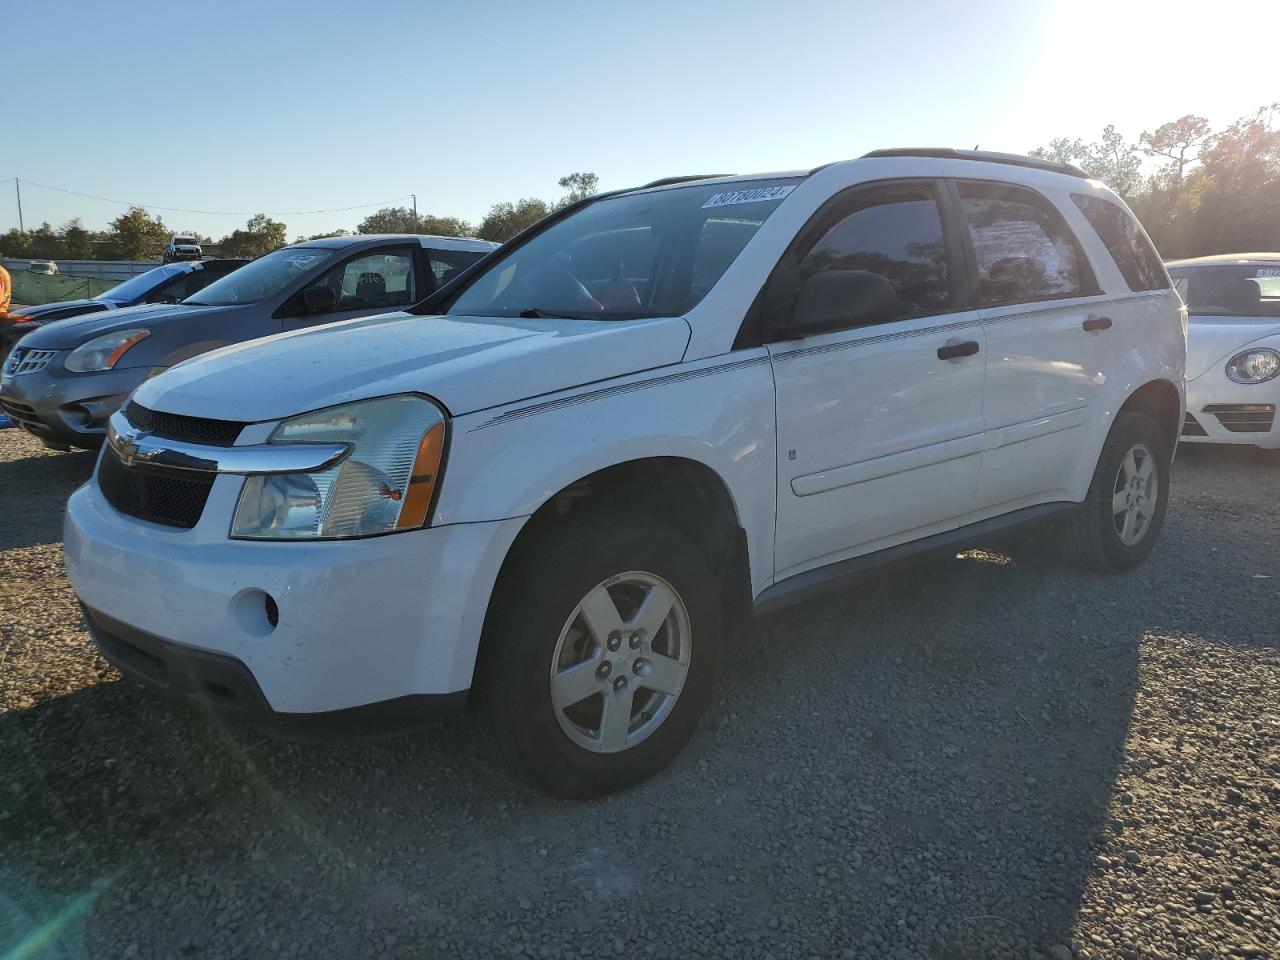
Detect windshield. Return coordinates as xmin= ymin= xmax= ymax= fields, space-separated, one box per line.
xmin=1169 ymin=264 xmax=1280 ymax=318
xmin=98 ymin=264 xmax=187 ymax=302
xmin=173 ymin=237 xmax=198 ymax=246
xmin=446 ymin=178 xmax=800 ymax=320
xmin=186 ymin=247 xmax=338 ymax=306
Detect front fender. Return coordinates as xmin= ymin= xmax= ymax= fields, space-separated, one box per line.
xmin=436 ymin=350 xmax=779 ymax=596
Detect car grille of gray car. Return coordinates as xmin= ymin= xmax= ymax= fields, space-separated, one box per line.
xmin=4 ymin=348 xmax=57 ymax=376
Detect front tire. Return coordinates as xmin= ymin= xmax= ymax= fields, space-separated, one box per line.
xmin=1062 ymin=411 xmax=1171 ymax=572
xmin=475 ymin=512 xmax=723 ymax=799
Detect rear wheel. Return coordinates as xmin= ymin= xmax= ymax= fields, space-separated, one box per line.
xmin=475 ymin=512 xmax=723 ymax=799
xmin=1062 ymin=411 xmax=1171 ymax=572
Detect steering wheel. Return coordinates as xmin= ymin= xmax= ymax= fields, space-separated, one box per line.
xmin=544 ymin=264 xmax=604 ymax=313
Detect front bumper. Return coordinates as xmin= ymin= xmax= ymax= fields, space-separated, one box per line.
xmin=1181 ymin=370 xmax=1280 ymax=449
xmin=65 ymin=476 xmax=524 ymax=716
xmin=0 ymin=362 xmax=143 ymax=448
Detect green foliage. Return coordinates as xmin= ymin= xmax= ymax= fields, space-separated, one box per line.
xmin=1034 ymin=105 xmax=1280 ymax=259
xmin=109 ymin=206 xmax=168 ymax=260
xmin=477 ymin=198 xmax=551 ymax=242
xmin=555 ymin=172 xmax=600 ymax=210
xmin=218 ymin=214 xmax=288 ymax=258
xmin=355 ymin=206 xmax=473 ymax=237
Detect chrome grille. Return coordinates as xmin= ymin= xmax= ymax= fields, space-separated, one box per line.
xmin=4 ymin=347 xmax=58 ymax=376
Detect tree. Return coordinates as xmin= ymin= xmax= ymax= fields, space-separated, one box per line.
xmin=1140 ymin=114 xmax=1211 ymax=190
xmin=1190 ymin=103 xmax=1280 ymax=255
xmin=60 ymin=218 xmax=94 ymax=259
xmin=1032 ymin=126 xmax=1142 ymax=198
xmin=556 ymin=172 xmax=599 ymax=209
xmin=356 ymin=206 xmax=472 ymax=237
xmin=109 ymin=206 xmax=168 ymax=261
xmin=477 ymin=198 xmax=550 ymax=242
xmin=219 ymin=213 xmax=288 ymax=258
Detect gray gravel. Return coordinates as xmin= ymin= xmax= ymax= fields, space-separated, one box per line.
xmin=1 ymin=427 xmax=1277 ymax=960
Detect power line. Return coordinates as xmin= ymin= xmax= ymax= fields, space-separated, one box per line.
xmin=7 ymin=177 xmax=413 ymax=217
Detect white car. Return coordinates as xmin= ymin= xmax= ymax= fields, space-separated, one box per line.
xmin=1167 ymin=254 xmax=1280 ymax=460
xmin=65 ymin=150 xmax=1185 ymax=797
xmin=163 ymin=234 xmax=202 ymax=263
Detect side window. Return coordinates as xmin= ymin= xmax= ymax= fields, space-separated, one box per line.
xmin=308 ymin=249 xmax=416 ymax=312
xmin=790 ymin=186 xmax=952 ymax=323
xmin=1072 ymin=194 xmax=1168 ymax=292
xmin=147 ymin=270 xmax=210 ymax=303
xmin=956 ymin=181 xmax=1091 ymax=305
xmin=427 ymin=249 xmax=486 ymax=291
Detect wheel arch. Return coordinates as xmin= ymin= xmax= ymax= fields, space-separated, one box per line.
xmin=1118 ymin=377 xmax=1183 ymax=453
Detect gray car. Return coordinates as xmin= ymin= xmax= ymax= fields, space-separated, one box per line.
xmin=0 ymin=234 xmax=497 ymax=449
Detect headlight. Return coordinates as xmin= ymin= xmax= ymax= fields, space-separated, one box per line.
xmin=231 ymin=395 xmax=447 ymax=540
xmin=64 ymin=329 xmax=150 ymax=372
xmin=1226 ymin=348 xmax=1280 ymax=384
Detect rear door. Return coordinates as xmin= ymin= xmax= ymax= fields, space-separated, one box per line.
xmin=281 ymin=244 xmax=420 ymax=331
xmin=949 ymin=179 xmax=1112 ymax=508
xmin=768 ymin=180 xmax=988 ymax=577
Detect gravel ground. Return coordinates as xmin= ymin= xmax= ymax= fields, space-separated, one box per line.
xmin=0 ymin=427 xmax=1277 ymax=960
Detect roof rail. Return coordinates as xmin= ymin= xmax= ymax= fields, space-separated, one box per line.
xmin=860 ymin=148 xmax=1089 ymax=179
xmin=638 ymin=174 xmax=732 ymax=189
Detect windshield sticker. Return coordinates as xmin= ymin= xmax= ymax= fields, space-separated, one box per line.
xmin=1256 ymin=267 xmax=1280 ymax=277
xmin=286 ymin=254 xmax=319 ymax=269
xmin=702 ymin=185 xmax=796 ymax=209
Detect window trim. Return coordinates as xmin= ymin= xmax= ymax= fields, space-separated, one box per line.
xmin=742 ymin=178 xmax=972 ymax=347
xmin=945 ymin=178 xmax=1101 ymax=309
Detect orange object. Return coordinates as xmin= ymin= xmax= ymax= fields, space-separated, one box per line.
xmin=396 ymin=421 xmax=446 ymax=529
xmin=105 ymin=331 xmax=149 ymax=369
xmin=0 ymin=264 xmax=11 ymax=315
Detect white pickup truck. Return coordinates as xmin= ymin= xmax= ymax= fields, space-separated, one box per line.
xmin=65 ymin=150 xmax=1185 ymax=797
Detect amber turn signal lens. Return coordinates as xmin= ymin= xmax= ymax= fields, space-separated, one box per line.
xmin=396 ymin=421 xmax=446 ymax=529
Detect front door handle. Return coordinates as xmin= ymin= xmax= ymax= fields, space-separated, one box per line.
xmin=1083 ymin=314 xmax=1113 ymax=333
xmin=937 ymin=339 xmax=980 ymax=361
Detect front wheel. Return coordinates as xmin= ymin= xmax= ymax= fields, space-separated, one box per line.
xmin=475 ymin=513 xmax=723 ymax=799
xmin=1061 ymin=411 xmax=1171 ymax=572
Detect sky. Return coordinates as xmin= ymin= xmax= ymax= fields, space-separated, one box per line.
xmin=3 ymin=0 xmax=1276 ymax=241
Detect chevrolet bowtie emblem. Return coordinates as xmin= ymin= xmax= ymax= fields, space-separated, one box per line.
xmin=112 ymin=425 xmax=152 ymax=467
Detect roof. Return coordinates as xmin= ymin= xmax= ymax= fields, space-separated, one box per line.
xmin=297 ymin=234 xmax=498 ymax=252
xmin=1165 ymin=253 xmax=1280 ymax=267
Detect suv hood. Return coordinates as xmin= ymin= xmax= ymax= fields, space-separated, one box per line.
xmin=9 ymin=298 xmax=112 ymax=320
xmin=18 ymin=302 xmax=229 ymax=349
xmin=133 ymin=312 xmax=693 ymax=421
xmin=1188 ymin=315 xmax=1280 ymax=380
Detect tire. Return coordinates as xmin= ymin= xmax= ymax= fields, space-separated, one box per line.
xmin=1062 ymin=411 xmax=1171 ymax=572
xmin=474 ymin=511 xmax=723 ymax=799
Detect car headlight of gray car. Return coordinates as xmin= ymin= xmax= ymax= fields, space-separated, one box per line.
xmin=64 ymin=329 xmax=151 ymax=373
xmin=1225 ymin=348 xmax=1280 ymax=384
xmin=231 ymin=395 xmax=447 ymax=540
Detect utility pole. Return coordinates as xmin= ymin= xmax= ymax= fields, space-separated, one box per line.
xmin=15 ymin=178 xmax=24 ymax=233
xmin=411 ymin=193 xmax=418 ymax=234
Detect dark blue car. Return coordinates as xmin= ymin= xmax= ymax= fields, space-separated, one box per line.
xmin=1 ymin=259 xmax=248 ymax=357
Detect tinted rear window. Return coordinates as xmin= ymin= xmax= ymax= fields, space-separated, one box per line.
xmin=1167 ymin=264 xmax=1280 ymax=317
xmin=1072 ymin=195 xmax=1168 ymax=292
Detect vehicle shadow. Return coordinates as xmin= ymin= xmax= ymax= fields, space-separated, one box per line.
xmin=0 ymin=443 xmax=96 ymax=551
xmin=0 ymin=496 xmax=1272 ymax=958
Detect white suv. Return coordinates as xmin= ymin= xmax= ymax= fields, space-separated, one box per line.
xmin=65 ymin=150 xmax=1186 ymax=797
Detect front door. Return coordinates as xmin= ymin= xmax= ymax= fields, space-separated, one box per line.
xmin=768 ymin=180 xmax=987 ymax=579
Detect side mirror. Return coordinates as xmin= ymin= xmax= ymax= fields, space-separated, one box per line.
xmin=302 ymin=286 xmax=338 ymax=313
xmin=786 ymin=270 xmax=902 ymax=336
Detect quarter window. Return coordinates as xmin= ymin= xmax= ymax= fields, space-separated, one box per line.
xmin=957 ymin=181 xmax=1090 ymax=305
xmin=427 ymin=249 xmax=487 ymax=291
xmin=1072 ymin=194 xmax=1168 ymax=292
xmin=791 ymin=186 xmax=952 ymax=323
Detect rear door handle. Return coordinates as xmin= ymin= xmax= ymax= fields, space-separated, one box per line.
xmin=1083 ymin=314 xmax=1113 ymax=332
xmin=937 ymin=340 xmax=980 ymax=361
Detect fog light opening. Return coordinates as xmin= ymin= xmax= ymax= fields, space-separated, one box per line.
xmin=231 ymin=588 xmax=278 ymax=638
